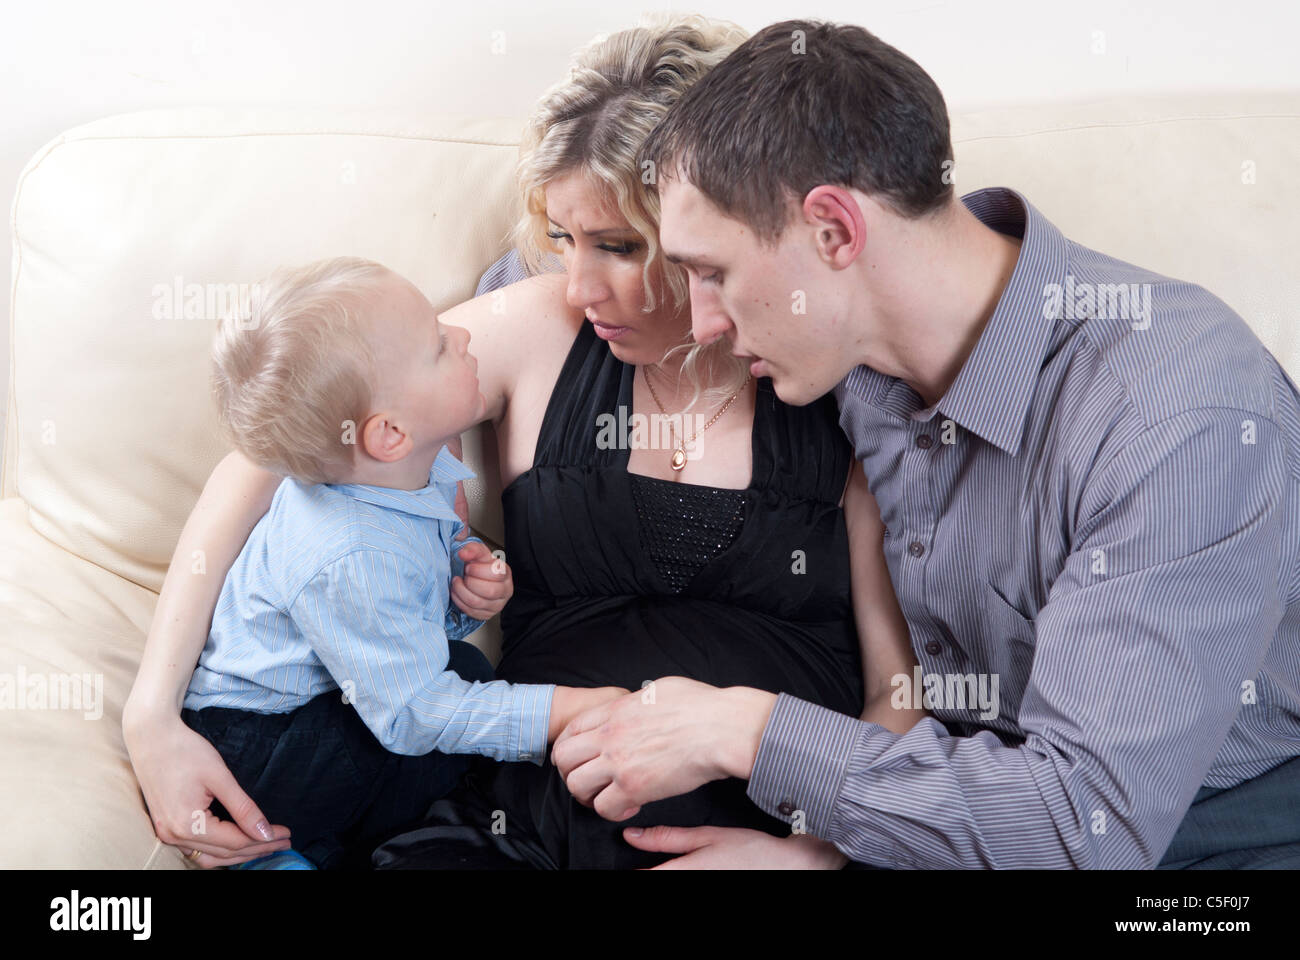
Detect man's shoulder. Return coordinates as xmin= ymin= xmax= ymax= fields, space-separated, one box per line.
xmin=1063 ymin=241 xmax=1288 ymax=431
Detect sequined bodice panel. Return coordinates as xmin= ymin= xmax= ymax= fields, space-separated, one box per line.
xmin=628 ymin=474 xmax=746 ymax=595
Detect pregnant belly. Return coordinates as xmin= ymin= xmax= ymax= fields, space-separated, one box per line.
xmin=499 ymin=593 xmax=863 ymax=718
xmin=484 ymin=596 xmax=861 ymax=868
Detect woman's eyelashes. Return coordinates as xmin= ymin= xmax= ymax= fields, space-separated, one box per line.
xmin=546 ymin=230 xmax=641 ymax=256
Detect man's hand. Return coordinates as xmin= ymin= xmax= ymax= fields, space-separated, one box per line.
xmin=450 ymin=540 xmax=512 ymax=621
xmin=623 ymin=825 xmax=848 ymax=870
xmin=550 ymin=677 xmax=777 ymax=821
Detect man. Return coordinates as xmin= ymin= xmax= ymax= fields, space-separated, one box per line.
xmin=551 ymin=18 xmax=1300 ymax=868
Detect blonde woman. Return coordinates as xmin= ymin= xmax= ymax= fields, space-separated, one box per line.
xmin=124 ymin=13 xmax=924 ymax=870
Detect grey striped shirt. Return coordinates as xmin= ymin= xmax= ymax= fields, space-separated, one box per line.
xmin=746 ymin=186 xmax=1300 ymax=868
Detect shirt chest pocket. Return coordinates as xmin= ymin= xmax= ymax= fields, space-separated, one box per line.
xmin=975 ymin=582 xmax=1037 ymax=727
xmin=420 ymin=575 xmax=482 ymax=646
xmin=412 ymin=574 xmax=438 ymax=618
xmin=416 ymin=542 xmax=459 ymax=622
xmin=416 ymin=570 xmax=464 ymax=641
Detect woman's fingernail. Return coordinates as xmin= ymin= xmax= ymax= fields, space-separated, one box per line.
xmin=255 ymin=820 xmax=273 ymax=841
xmin=625 ymin=827 xmax=643 ymax=838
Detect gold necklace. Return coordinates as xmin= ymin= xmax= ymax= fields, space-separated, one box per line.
xmin=642 ymin=365 xmax=751 ymax=472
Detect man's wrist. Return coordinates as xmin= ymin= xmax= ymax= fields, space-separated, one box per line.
xmin=788 ymin=832 xmax=849 ymax=869
xmin=717 ymin=687 xmax=778 ymax=781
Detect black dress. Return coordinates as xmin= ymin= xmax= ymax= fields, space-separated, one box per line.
xmin=373 ymin=321 xmax=863 ymax=869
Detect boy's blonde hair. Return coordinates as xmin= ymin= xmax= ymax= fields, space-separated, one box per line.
xmin=513 ymin=13 xmax=752 ymax=412
xmin=211 ymin=257 xmax=395 ymax=484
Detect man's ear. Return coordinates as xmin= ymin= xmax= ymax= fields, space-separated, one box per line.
xmin=359 ymin=411 xmax=413 ymax=463
xmin=802 ymin=185 xmax=866 ymax=268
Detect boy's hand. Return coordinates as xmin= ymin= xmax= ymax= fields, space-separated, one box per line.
xmin=451 ymin=540 xmax=512 ymax=621
xmin=547 ymin=685 xmax=631 ymax=743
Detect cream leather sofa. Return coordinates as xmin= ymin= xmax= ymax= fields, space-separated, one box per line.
xmin=3 ymin=94 xmax=1298 ymax=868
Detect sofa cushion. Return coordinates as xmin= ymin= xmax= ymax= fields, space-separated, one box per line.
xmin=0 ymin=498 xmax=179 ymax=868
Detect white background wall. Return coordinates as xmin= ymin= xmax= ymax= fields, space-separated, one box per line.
xmin=4 ymin=0 xmax=1300 ymax=473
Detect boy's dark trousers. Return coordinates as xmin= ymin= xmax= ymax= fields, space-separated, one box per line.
xmin=181 ymin=639 xmax=497 ymax=869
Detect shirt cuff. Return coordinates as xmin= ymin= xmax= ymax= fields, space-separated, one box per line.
xmin=506 ymin=682 xmax=555 ymax=766
xmin=745 ymin=693 xmax=873 ymax=838
xmin=449 ymin=534 xmax=485 ymax=575
xmin=444 ymin=605 xmax=483 ymax=643
xmin=445 ymin=536 xmax=488 ymax=642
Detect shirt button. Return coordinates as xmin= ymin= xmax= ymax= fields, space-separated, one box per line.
xmin=915 ymin=434 xmax=933 ymax=449
xmin=924 ymin=639 xmax=943 ymax=656
xmin=777 ymin=801 xmax=796 ymax=817
xmin=908 ymin=541 xmax=926 ymax=558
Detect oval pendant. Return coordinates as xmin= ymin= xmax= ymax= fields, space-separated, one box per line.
xmin=670 ymin=448 xmax=687 ymax=471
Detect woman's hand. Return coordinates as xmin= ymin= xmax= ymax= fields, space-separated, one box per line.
xmin=623 ymin=825 xmax=848 ymax=870
xmin=842 ymin=463 xmax=930 ymax=732
xmin=452 ymin=481 xmax=471 ymax=540
xmin=123 ymin=450 xmax=285 ymax=865
xmin=450 ymin=540 xmax=513 ymax=621
xmin=551 ymin=677 xmax=777 ymax=821
xmin=123 ymin=708 xmax=292 ymax=867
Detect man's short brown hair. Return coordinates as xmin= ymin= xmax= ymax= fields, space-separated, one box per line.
xmin=639 ymin=19 xmax=955 ymax=242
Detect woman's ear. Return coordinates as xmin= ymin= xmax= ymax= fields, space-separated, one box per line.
xmin=359 ymin=411 xmax=414 ymax=463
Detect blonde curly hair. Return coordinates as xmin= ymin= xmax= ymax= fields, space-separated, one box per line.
xmin=512 ymin=13 xmax=751 ymax=411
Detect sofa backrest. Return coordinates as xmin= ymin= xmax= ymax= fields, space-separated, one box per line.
xmin=6 ymin=94 xmax=1299 ymax=591
xmin=6 ymin=109 xmax=522 ymax=590
xmin=950 ymin=92 xmax=1300 ymax=375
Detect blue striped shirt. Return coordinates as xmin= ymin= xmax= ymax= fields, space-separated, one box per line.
xmin=747 ymin=187 xmax=1300 ymax=868
xmin=184 ymin=444 xmax=554 ymax=763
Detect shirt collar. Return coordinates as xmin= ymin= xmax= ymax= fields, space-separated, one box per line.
xmin=328 ymin=443 xmax=475 ymax=523
xmin=836 ymin=186 xmax=1068 ymax=456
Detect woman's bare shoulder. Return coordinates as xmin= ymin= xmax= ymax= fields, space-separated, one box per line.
xmin=440 ymin=271 xmax=575 ymax=335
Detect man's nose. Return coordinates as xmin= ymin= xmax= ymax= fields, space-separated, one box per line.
xmin=689 ymin=283 xmax=731 ymax=348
